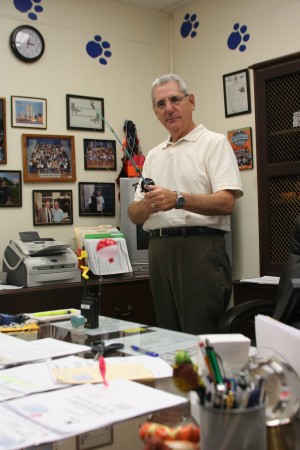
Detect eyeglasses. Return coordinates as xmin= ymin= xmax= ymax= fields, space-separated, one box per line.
xmin=153 ymin=94 xmax=190 ymax=110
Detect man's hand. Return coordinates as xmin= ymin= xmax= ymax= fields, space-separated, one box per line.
xmin=144 ymin=185 xmax=176 ymax=212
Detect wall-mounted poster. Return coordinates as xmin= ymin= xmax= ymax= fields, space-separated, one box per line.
xmin=228 ymin=127 xmax=253 ymax=170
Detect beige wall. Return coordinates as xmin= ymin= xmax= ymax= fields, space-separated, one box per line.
xmin=172 ymin=0 xmax=300 ymax=279
xmin=0 ymin=0 xmax=169 ymax=258
xmin=1 ymin=0 xmax=300 ymax=280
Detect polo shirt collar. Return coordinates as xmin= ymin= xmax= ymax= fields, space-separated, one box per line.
xmin=161 ymin=124 xmax=204 ymax=149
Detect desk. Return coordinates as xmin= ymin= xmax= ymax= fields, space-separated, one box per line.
xmin=0 ymin=274 xmax=157 ymax=326
xmin=3 ymin=319 xmax=300 ymax=450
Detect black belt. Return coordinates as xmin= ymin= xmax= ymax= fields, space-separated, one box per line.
xmin=149 ymin=226 xmax=224 ymax=237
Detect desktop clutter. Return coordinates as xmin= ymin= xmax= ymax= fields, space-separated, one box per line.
xmin=139 ymin=327 xmax=300 ymax=450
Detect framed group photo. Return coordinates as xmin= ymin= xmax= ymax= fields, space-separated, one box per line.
xmin=22 ymin=134 xmax=76 ymax=183
xmin=66 ymin=94 xmax=105 ymax=132
xmin=0 ymin=170 xmax=22 ymax=207
xmin=84 ymin=139 xmax=116 ymax=170
xmin=78 ymin=182 xmax=115 ymax=217
xmin=228 ymin=127 xmax=253 ymax=170
xmin=223 ymin=69 xmax=251 ymax=118
xmin=0 ymin=98 xmax=7 ymax=164
xmin=33 ymin=190 xmax=73 ymax=225
xmin=11 ymin=96 xmax=47 ymax=129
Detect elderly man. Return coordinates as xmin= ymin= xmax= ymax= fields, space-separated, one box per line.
xmin=128 ymin=74 xmax=243 ymax=335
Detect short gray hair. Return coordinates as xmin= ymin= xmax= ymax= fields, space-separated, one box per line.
xmin=151 ymin=74 xmax=189 ymax=102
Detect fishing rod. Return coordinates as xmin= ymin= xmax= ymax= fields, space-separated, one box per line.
xmin=99 ymin=113 xmax=154 ymax=192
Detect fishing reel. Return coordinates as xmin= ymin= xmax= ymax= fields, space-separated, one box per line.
xmin=141 ymin=178 xmax=155 ymax=192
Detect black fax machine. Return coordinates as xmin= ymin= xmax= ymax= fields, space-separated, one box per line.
xmin=3 ymin=234 xmax=81 ymax=287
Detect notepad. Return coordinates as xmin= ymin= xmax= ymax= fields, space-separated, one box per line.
xmin=48 ymin=355 xmax=173 ymax=384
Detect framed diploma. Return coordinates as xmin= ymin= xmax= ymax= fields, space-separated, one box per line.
xmin=223 ymin=69 xmax=251 ymax=118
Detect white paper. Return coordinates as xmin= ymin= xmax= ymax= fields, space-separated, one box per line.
xmin=0 ymin=335 xmax=90 ymax=368
xmin=4 ymin=379 xmax=186 ymax=445
xmin=0 ymin=404 xmax=57 ymax=450
xmin=0 ymin=361 xmax=66 ymax=401
xmin=255 ymin=314 xmax=300 ymax=377
xmin=240 ymin=275 xmax=280 ymax=284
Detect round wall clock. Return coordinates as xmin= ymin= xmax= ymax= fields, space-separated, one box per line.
xmin=10 ymin=25 xmax=45 ymax=63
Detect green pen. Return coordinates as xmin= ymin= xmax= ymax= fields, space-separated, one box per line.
xmin=205 ymin=339 xmax=224 ymax=386
xmin=33 ymin=309 xmax=77 ymax=317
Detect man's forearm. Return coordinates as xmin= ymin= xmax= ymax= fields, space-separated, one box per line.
xmin=128 ymin=200 xmax=152 ymax=225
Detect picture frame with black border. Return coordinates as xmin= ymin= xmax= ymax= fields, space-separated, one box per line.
xmin=11 ymin=96 xmax=47 ymax=129
xmin=66 ymin=94 xmax=105 ymax=132
xmin=0 ymin=170 xmax=22 ymax=207
xmin=32 ymin=190 xmax=73 ymax=226
xmin=223 ymin=69 xmax=251 ymax=118
xmin=0 ymin=98 xmax=7 ymax=164
xmin=22 ymin=134 xmax=76 ymax=183
xmin=78 ymin=182 xmax=115 ymax=217
xmin=84 ymin=139 xmax=116 ymax=170
xmin=228 ymin=127 xmax=253 ymax=170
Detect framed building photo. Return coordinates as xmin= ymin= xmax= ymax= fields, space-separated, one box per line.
xmin=78 ymin=182 xmax=115 ymax=216
xmin=11 ymin=96 xmax=47 ymax=129
xmin=22 ymin=134 xmax=76 ymax=183
xmin=223 ymin=69 xmax=251 ymax=118
xmin=228 ymin=127 xmax=253 ymax=170
xmin=0 ymin=170 xmax=22 ymax=207
xmin=84 ymin=139 xmax=116 ymax=170
xmin=33 ymin=190 xmax=73 ymax=225
xmin=0 ymin=98 xmax=7 ymax=164
xmin=66 ymin=94 xmax=105 ymax=132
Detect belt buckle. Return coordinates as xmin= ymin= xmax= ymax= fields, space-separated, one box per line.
xmin=159 ymin=229 xmax=164 ymax=237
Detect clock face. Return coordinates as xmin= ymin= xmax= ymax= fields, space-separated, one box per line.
xmin=10 ymin=25 xmax=45 ymax=62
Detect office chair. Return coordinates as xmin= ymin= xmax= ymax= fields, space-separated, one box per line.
xmin=217 ymin=215 xmax=300 ymax=341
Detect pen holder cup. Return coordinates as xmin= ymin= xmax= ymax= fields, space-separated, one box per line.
xmin=199 ymin=403 xmax=267 ymax=450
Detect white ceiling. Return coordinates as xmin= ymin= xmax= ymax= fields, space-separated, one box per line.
xmin=112 ymin=0 xmax=196 ymax=13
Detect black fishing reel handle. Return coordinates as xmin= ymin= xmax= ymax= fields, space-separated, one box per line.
xmin=141 ymin=178 xmax=155 ymax=192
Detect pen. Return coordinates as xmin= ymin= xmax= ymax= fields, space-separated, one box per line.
xmin=33 ymin=309 xmax=77 ymax=317
xmin=131 ymin=345 xmax=159 ymax=357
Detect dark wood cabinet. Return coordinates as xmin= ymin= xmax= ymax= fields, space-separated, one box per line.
xmin=0 ymin=274 xmax=157 ymax=326
xmin=250 ymin=53 xmax=300 ymax=276
xmin=233 ymin=280 xmax=278 ymax=305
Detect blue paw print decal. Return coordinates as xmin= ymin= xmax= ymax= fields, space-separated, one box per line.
xmin=180 ymin=13 xmax=199 ymax=38
xmin=86 ymin=35 xmax=112 ymax=65
xmin=13 ymin=0 xmax=43 ymax=20
xmin=227 ymin=23 xmax=250 ymax=52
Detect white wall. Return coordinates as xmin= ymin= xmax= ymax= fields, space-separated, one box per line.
xmin=171 ymin=0 xmax=300 ymax=279
xmin=1 ymin=0 xmax=300 ymax=280
xmin=0 ymin=0 xmax=169 ymax=257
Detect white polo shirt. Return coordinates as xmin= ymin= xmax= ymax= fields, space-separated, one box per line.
xmin=133 ymin=124 xmax=243 ymax=232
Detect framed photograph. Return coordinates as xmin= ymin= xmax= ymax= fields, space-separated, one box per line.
xmin=22 ymin=134 xmax=76 ymax=183
xmin=66 ymin=94 xmax=104 ymax=132
xmin=33 ymin=190 xmax=73 ymax=225
xmin=78 ymin=182 xmax=115 ymax=216
xmin=228 ymin=127 xmax=253 ymax=170
xmin=223 ymin=69 xmax=251 ymax=118
xmin=0 ymin=170 xmax=22 ymax=207
xmin=84 ymin=139 xmax=116 ymax=170
xmin=11 ymin=96 xmax=47 ymax=129
xmin=0 ymin=98 xmax=7 ymax=164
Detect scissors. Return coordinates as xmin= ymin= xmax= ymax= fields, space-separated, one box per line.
xmin=91 ymin=340 xmax=124 ymax=360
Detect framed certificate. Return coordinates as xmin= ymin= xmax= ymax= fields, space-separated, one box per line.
xmin=223 ymin=69 xmax=251 ymax=118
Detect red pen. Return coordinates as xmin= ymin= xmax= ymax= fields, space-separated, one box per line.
xmin=99 ymin=355 xmax=108 ymax=387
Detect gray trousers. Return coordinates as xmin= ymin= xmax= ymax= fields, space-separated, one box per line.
xmin=148 ymin=233 xmax=232 ymax=335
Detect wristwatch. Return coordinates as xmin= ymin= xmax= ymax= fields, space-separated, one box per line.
xmin=175 ymin=191 xmax=185 ymax=209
